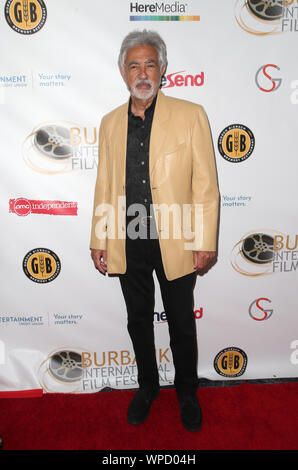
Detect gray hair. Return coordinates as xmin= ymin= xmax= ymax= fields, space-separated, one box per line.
xmin=118 ymin=29 xmax=168 ymax=71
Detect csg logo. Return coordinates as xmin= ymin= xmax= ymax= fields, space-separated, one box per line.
xmin=5 ymin=0 xmax=47 ymax=35
xmin=161 ymin=71 xmax=204 ymax=88
xmin=249 ymin=298 xmax=273 ymax=321
xmin=255 ymin=64 xmax=282 ymax=92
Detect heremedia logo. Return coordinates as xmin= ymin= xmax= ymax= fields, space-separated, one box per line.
xmin=129 ymin=1 xmax=200 ymax=21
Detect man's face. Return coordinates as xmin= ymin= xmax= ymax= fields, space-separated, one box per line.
xmin=120 ymin=44 xmax=166 ymax=100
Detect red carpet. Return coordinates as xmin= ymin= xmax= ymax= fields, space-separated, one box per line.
xmin=0 ymin=382 xmax=297 ymax=450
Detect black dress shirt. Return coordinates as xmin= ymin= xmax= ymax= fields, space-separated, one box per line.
xmin=125 ymin=96 xmax=157 ymax=218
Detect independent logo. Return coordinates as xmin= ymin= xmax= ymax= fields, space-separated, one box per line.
xmin=218 ymin=124 xmax=255 ymax=163
xmin=5 ymin=0 xmax=47 ymax=35
xmin=214 ymin=347 xmax=247 ymax=377
xmin=23 ymin=248 xmax=61 ymax=283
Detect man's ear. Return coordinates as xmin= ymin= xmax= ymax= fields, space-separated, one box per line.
xmin=119 ymin=67 xmax=126 ymax=82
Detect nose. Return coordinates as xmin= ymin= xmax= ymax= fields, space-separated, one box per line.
xmin=138 ymin=65 xmax=148 ymax=79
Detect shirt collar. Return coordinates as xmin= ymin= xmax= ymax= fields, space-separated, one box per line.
xmin=128 ymin=94 xmax=157 ymax=120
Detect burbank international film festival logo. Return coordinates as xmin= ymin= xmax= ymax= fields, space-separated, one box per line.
xmin=5 ymin=0 xmax=47 ymax=34
xmin=235 ymin=0 xmax=298 ymax=35
xmin=22 ymin=121 xmax=98 ymax=174
xmin=231 ymin=230 xmax=298 ymax=276
xmin=38 ymin=347 xmax=174 ymax=393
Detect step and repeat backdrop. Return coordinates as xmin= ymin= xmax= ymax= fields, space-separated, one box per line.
xmin=0 ymin=0 xmax=298 ymax=395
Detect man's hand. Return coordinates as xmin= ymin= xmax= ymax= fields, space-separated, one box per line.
xmin=193 ymin=251 xmax=216 ymax=271
xmin=91 ymin=249 xmax=107 ymax=275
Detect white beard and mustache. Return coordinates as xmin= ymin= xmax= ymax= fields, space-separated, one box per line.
xmin=129 ymin=78 xmax=159 ymax=100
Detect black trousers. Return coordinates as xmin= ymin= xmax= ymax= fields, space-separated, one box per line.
xmin=119 ymin=216 xmax=199 ymax=394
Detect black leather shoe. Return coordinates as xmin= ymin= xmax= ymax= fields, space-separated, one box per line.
xmin=127 ymin=388 xmax=160 ymax=425
xmin=177 ymin=391 xmax=202 ymax=432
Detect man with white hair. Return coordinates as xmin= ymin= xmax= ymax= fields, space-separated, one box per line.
xmin=90 ymin=30 xmax=219 ymax=432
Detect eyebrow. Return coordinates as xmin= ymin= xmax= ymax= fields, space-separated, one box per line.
xmin=127 ymin=59 xmax=158 ymax=66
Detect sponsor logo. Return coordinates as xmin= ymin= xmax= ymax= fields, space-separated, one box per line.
xmin=38 ymin=347 xmax=173 ymax=392
xmin=9 ymin=197 xmax=78 ymax=216
xmin=22 ymin=121 xmax=98 ymax=174
xmin=161 ymin=71 xmax=204 ymax=88
xmin=154 ymin=308 xmax=203 ymax=324
xmin=255 ymin=64 xmax=282 ymax=92
xmin=214 ymin=347 xmax=248 ymax=377
xmin=0 ymin=74 xmax=28 ymax=88
xmin=129 ymin=1 xmax=199 ymax=21
xmin=231 ymin=230 xmax=298 ymax=276
xmin=0 ymin=313 xmax=84 ymax=327
xmin=5 ymin=0 xmax=47 ymax=35
xmin=235 ymin=0 xmax=298 ymax=35
xmin=249 ymin=298 xmax=273 ymax=320
xmin=23 ymin=248 xmax=61 ymax=283
xmin=218 ymin=124 xmax=255 ymax=163
xmin=222 ymin=194 xmax=253 ymax=208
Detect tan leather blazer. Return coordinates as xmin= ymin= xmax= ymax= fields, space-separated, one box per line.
xmin=90 ymin=90 xmax=219 ymax=280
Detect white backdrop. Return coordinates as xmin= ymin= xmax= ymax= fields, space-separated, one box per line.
xmin=1 ymin=0 xmax=298 ymax=395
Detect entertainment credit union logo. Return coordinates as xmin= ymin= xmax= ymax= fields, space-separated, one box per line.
xmin=5 ymin=0 xmax=47 ymax=34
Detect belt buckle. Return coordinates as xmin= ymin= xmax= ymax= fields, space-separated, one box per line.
xmin=141 ymin=215 xmax=152 ymax=227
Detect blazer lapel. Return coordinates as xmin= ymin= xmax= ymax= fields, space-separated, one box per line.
xmin=149 ymin=90 xmax=170 ymax=178
xmin=115 ymin=101 xmax=129 ymax=190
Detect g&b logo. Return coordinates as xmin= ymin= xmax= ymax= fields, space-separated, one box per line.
xmin=218 ymin=124 xmax=255 ymax=163
xmin=214 ymin=347 xmax=247 ymax=377
xmin=23 ymin=248 xmax=61 ymax=283
xmin=5 ymin=0 xmax=47 ymax=35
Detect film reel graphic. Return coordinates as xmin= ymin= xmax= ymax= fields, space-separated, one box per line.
xmin=231 ymin=230 xmax=280 ymax=277
xmin=235 ymin=0 xmax=284 ymax=35
xmin=38 ymin=348 xmax=89 ymax=393
xmin=48 ymin=350 xmax=83 ymax=383
xmin=247 ymin=0 xmax=283 ymax=21
xmin=241 ymin=233 xmax=275 ymax=264
xmin=22 ymin=121 xmax=78 ymax=174
xmin=34 ymin=125 xmax=73 ymax=160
